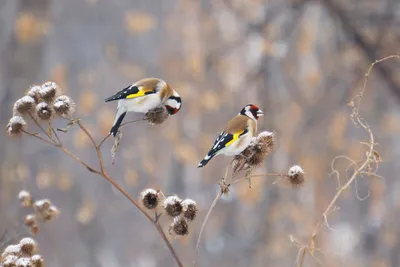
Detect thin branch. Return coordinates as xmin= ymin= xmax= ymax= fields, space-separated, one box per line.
xmin=97 ymin=118 xmax=146 ymax=148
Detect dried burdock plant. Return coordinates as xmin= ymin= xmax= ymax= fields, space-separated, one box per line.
xmin=53 ymin=95 xmax=75 ymax=117
xmin=1 ymin=237 xmax=44 ymax=267
xmin=39 ymin=81 xmax=59 ymax=103
xmin=287 ymin=165 xmax=305 ymax=187
xmin=35 ymin=102 xmax=53 ymax=121
xmin=170 ymin=216 xmax=189 ymax=237
xmin=232 ymin=131 xmax=275 ymax=174
xmin=6 ymin=116 xmax=27 ymax=137
xmin=182 ymin=199 xmax=197 ymax=221
xmin=7 ymin=81 xmax=184 ymax=267
xmin=13 ymin=96 xmax=35 ymax=116
xmin=140 ymin=188 xmax=161 ymax=210
xmin=164 ymin=196 xmax=183 ymax=217
xmin=18 ymin=190 xmax=32 ymax=208
xmin=26 ymin=86 xmax=42 ymax=103
xmin=145 ymin=105 xmax=169 ymax=125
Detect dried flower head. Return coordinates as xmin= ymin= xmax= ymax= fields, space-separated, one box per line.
xmin=18 ymin=190 xmax=32 ymax=208
xmin=13 ymin=96 xmax=35 ymax=115
xmin=53 ymin=95 xmax=75 ymax=117
xmin=287 ymin=165 xmax=305 ymax=187
xmin=6 ymin=116 xmax=27 ymax=137
xmin=2 ymin=244 xmax=21 ymax=258
xmin=33 ymin=199 xmax=51 ymax=212
xmin=170 ymin=217 xmax=189 ymax=236
xmin=19 ymin=238 xmax=36 ymax=256
xmin=23 ymin=214 xmax=37 ymax=228
xmin=233 ymin=131 xmax=275 ymax=173
xmin=39 ymin=81 xmax=59 ymax=103
xmin=140 ymin=189 xmax=160 ymax=210
xmin=145 ymin=105 xmax=169 ymax=125
xmin=27 ymin=86 xmax=42 ymax=103
xmin=31 ymin=255 xmax=43 ymax=267
xmin=182 ymin=199 xmax=197 ymax=221
xmin=163 ymin=196 xmax=183 ymax=217
xmin=2 ymin=255 xmax=18 ymax=267
xmin=15 ymin=257 xmax=32 ymax=267
xmin=35 ymin=102 xmax=53 ymax=121
xmin=42 ymin=205 xmax=60 ymax=221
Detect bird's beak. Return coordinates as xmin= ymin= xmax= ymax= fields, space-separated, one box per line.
xmin=257 ymin=110 xmax=265 ymax=116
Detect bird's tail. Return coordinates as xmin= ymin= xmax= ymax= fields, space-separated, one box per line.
xmin=110 ymin=108 xmax=127 ymax=137
xmin=198 ymin=152 xmax=217 ymax=168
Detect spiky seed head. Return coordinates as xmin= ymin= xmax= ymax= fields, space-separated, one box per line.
xmin=2 ymin=244 xmax=21 ymax=258
xmin=13 ymin=96 xmax=35 ymax=115
xmin=42 ymin=205 xmax=60 ymax=221
xmin=171 ymin=217 xmax=189 ymax=236
xmin=53 ymin=95 xmax=75 ymax=117
xmin=18 ymin=190 xmax=32 ymax=207
xmin=163 ymin=196 xmax=183 ymax=217
xmin=23 ymin=214 xmax=37 ymax=227
xmin=287 ymin=165 xmax=305 ymax=187
xmin=182 ymin=199 xmax=197 ymax=221
xmin=2 ymin=255 xmax=18 ymax=267
xmin=27 ymin=86 xmax=42 ymax=103
xmin=39 ymin=81 xmax=59 ymax=103
xmin=140 ymin=189 xmax=160 ymax=209
xmin=33 ymin=199 xmax=51 ymax=212
xmin=15 ymin=257 xmax=32 ymax=267
xmin=31 ymin=255 xmax=43 ymax=267
xmin=35 ymin=102 xmax=53 ymax=121
xmin=145 ymin=105 xmax=169 ymax=125
xmin=6 ymin=116 xmax=26 ymax=137
xmin=19 ymin=238 xmax=36 ymax=256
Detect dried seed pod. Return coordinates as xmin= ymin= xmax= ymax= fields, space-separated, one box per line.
xmin=24 ymin=214 xmax=37 ymax=228
xmin=287 ymin=165 xmax=305 ymax=187
xmin=145 ymin=105 xmax=169 ymax=125
xmin=53 ymin=95 xmax=75 ymax=117
xmin=170 ymin=217 xmax=189 ymax=236
xmin=6 ymin=116 xmax=27 ymax=137
xmin=27 ymin=86 xmax=42 ymax=103
xmin=35 ymin=102 xmax=53 ymax=121
xmin=31 ymin=255 xmax=43 ymax=267
xmin=13 ymin=96 xmax=35 ymax=115
xmin=163 ymin=196 xmax=183 ymax=217
xmin=33 ymin=199 xmax=51 ymax=212
xmin=18 ymin=190 xmax=32 ymax=207
xmin=140 ymin=189 xmax=160 ymax=210
xmin=19 ymin=238 xmax=37 ymax=256
xmin=182 ymin=199 xmax=197 ymax=221
xmin=2 ymin=255 xmax=18 ymax=267
xmin=2 ymin=244 xmax=21 ymax=258
xmin=39 ymin=81 xmax=59 ymax=103
xmin=15 ymin=257 xmax=32 ymax=267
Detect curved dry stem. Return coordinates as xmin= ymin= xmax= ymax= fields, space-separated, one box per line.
xmin=193 ymin=188 xmax=223 ymax=267
xmin=97 ymin=118 xmax=146 ymax=148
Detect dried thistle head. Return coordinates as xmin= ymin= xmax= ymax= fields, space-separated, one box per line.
xmin=145 ymin=105 xmax=169 ymax=125
xmin=182 ymin=199 xmax=197 ymax=221
xmin=18 ymin=190 xmax=32 ymax=208
xmin=287 ymin=165 xmax=305 ymax=187
xmin=19 ymin=238 xmax=36 ymax=256
xmin=13 ymin=96 xmax=35 ymax=115
xmin=2 ymin=244 xmax=21 ymax=258
xmin=233 ymin=131 xmax=275 ymax=173
xmin=33 ymin=199 xmax=51 ymax=212
xmin=31 ymin=255 xmax=43 ymax=267
xmin=42 ymin=205 xmax=60 ymax=221
xmin=53 ymin=95 xmax=75 ymax=117
xmin=39 ymin=81 xmax=59 ymax=103
xmin=163 ymin=196 xmax=183 ymax=217
xmin=6 ymin=116 xmax=27 ymax=137
xmin=23 ymin=214 xmax=37 ymax=228
xmin=140 ymin=189 xmax=160 ymax=210
xmin=27 ymin=86 xmax=42 ymax=103
xmin=15 ymin=257 xmax=32 ymax=267
xmin=170 ymin=217 xmax=189 ymax=236
xmin=35 ymin=103 xmax=53 ymax=121
xmin=2 ymin=255 xmax=18 ymax=267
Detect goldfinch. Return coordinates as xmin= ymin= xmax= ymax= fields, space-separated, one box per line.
xmin=105 ymin=78 xmax=182 ymax=136
xmin=198 ymin=104 xmax=264 ymax=168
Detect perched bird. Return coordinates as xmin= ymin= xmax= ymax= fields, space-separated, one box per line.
xmin=198 ymin=104 xmax=264 ymax=168
xmin=105 ymin=78 xmax=182 ymax=136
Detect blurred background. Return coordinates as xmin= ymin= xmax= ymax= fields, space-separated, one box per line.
xmin=0 ymin=0 xmax=400 ymax=266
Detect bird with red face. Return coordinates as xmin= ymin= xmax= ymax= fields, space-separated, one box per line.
xmin=198 ymin=104 xmax=264 ymax=168
xmin=105 ymin=78 xmax=182 ymax=136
